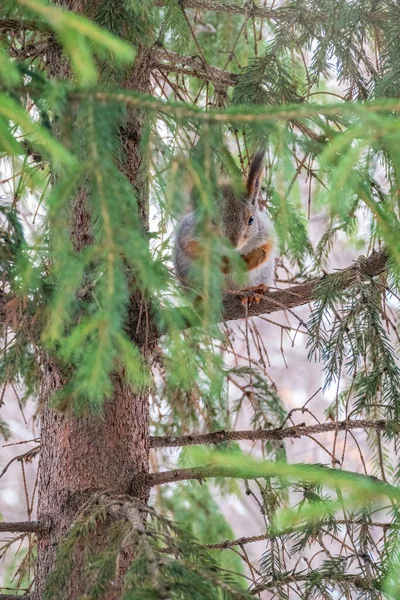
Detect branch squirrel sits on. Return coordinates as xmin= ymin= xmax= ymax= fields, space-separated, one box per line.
xmin=173 ymin=150 xmax=276 ymax=304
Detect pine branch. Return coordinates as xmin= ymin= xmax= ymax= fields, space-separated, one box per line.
xmin=143 ymin=250 xmax=388 ymax=345
xmin=83 ymin=88 xmax=400 ymax=127
xmin=0 ymin=4 xmax=293 ymax=29
xmin=153 ymin=0 xmax=318 ymax=21
xmin=222 ymin=250 xmax=387 ymax=322
xmin=150 ymin=418 xmax=387 ymax=448
xmin=1 ymin=20 xmax=235 ymax=86
xmin=0 ymin=419 xmax=386 ymax=468
xmin=152 ymin=48 xmax=238 ymax=86
xmin=201 ymin=519 xmax=392 ymax=550
xmin=252 ymin=572 xmax=375 ymax=593
xmin=0 ymin=446 xmax=41 ymax=480
xmin=0 ymin=252 xmax=388 ymax=347
xmin=0 ymin=520 xmax=44 ymax=534
xmin=145 ymin=461 xmax=399 ymax=498
xmin=0 ymin=596 xmax=30 ymax=600
xmin=0 ymin=18 xmax=51 ymax=33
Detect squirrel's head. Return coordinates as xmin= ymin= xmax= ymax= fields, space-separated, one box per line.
xmin=215 ymin=150 xmax=265 ymax=249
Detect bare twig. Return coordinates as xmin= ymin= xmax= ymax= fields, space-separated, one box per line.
xmin=145 ymin=462 xmax=398 ymax=495
xmin=251 ymin=572 xmax=375 ymax=593
xmin=152 ymin=48 xmax=238 ymax=86
xmin=0 ymin=521 xmax=43 ymax=534
xmin=0 ymin=18 xmax=51 ymax=33
xmin=144 ymin=250 xmax=387 ymax=344
xmin=201 ymin=519 xmax=392 ymax=550
xmin=220 ymin=250 xmax=387 ymax=323
xmin=0 ymin=446 xmax=40 ymax=480
xmin=153 ymin=0 xmax=316 ymax=21
xmin=150 ymin=419 xmax=387 ymax=448
xmin=0 ymin=596 xmax=30 ymax=600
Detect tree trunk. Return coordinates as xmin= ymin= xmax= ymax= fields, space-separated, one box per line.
xmin=33 ymin=4 xmax=154 ymax=595
xmin=33 ymin=369 xmax=149 ymax=599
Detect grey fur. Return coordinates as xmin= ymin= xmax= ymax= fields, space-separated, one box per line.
xmin=173 ymin=154 xmax=276 ymax=292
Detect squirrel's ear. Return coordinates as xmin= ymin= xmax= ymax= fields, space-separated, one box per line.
xmin=246 ymin=149 xmax=265 ymax=205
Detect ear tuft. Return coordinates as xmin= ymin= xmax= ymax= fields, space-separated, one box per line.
xmin=246 ymin=149 xmax=266 ymax=202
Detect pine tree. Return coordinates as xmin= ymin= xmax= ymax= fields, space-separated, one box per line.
xmin=1 ymin=0 xmax=400 ymax=598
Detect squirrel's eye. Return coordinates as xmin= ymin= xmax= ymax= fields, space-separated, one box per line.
xmin=248 ymin=216 xmax=254 ymax=226
xmin=211 ymin=218 xmax=217 ymax=227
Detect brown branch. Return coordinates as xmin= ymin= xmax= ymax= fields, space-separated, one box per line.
xmin=152 ymin=48 xmax=238 ymax=87
xmin=220 ymin=250 xmax=387 ymax=323
xmin=0 ymin=4 xmax=384 ymax=36
xmin=0 ymin=520 xmax=43 ymax=534
xmin=145 ymin=465 xmax=273 ymax=486
xmin=0 ymin=596 xmax=31 ymax=600
xmin=0 ymin=446 xmax=40 ymax=480
xmin=154 ymin=0 xmax=307 ymax=21
xmin=251 ymin=572 xmax=375 ymax=593
xmin=155 ymin=0 xmax=385 ymax=29
xmin=0 ymin=4 xmax=317 ymax=29
xmin=201 ymin=519 xmax=392 ymax=550
xmin=144 ymin=250 xmax=388 ymax=345
xmin=0 ymin=18 xmax=51 ymax=33
xmin=0 ymin=250 xmax=389 ymax=353
xmin=145 ymin=462 xmax=394 ymax=490
xmin=150 ymin=419 xmax=387 ymax=448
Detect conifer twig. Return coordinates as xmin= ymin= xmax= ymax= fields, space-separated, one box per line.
xmin=0 ymin=18 xmax=51 ymax=33
xmin=201 ymin=519 xmax=392 ymax=550
xmin=145 ymin=461 xmax=400 ymax=498
xmin=0 ymin=521 xmax=43 ymax=534
xmin=153 ymin=0 xmax=321 ymax=21
xmin=150 ymin=418 xmax=387 ymax=448
xmin=0 ymin=252 xmax=388 ymax=345
xmin=147 ymin=250 xmax=387 ymax=343
xmin=152 ymin=48 xmax=238 ymax=86
xmin=0 ymin=446 xmax=40 ymax=480
xmin=0 ymin=596 xmax=31 ymax=600
xmin=220 ymin=250 xmax=387 ymax=323
xmin=251 ymin=572 xmax=375 ymax=593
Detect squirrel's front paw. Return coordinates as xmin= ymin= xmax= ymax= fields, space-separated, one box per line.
xmin=241 ymin=284 xmax=269 ymax=305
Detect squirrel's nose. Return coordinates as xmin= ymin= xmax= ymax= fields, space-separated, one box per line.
xmin=228 ymin=233 xmax=240 ymax=247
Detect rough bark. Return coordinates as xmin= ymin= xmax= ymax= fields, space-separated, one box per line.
xmin=32 ymin=4 xmax=153 ymax=599
xmin=34 ymin=369 xmax=149 ymax=599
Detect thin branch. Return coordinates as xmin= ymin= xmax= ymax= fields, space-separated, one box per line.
xmin=220 ymin=250 xmax=387 ymax=323
xmin=0 ymin=18 xmax=51 ymax=33
xmin=82 ymin=90 xmax=400 ymax=123
xmin=0 ymin=521 xmax=43 ymax=534
xmin=143 ymin=250 xmax=387 ymax=345
xmin=0 ymin=251 xmax=388 ymax=349
xmin=152 ymin=48 xmax=238 ymax=87
xmin=0 ymin=4 xmax=385 ymax=33
xmin=0 ymin=596 xmax=30 ymax=600
xmin=251 ymin=572 xmax=375 ymax=593
xmin=154 ymin=0 xmax=311 ymax=21
xmin=201 ymin=519 xmax=392 ymax=550
xmin=0 ymin=5 xmax=324 ymax=29
xmin=0 ymin=446 xmax=40 ymax=480
xmin=150 ymin=419 xmax=387 ymax=448
xmin=145 ymin=461 xmax=400 ymax=500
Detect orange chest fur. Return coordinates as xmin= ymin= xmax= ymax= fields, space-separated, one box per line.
xmin=241 ymin=240 xmax=273 ymax=271
xmin=184 ymin=239 xmax=273 ymax=273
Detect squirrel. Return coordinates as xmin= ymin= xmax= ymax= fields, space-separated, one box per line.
xmin=173 ymin=149 xmax=276 ymax=303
